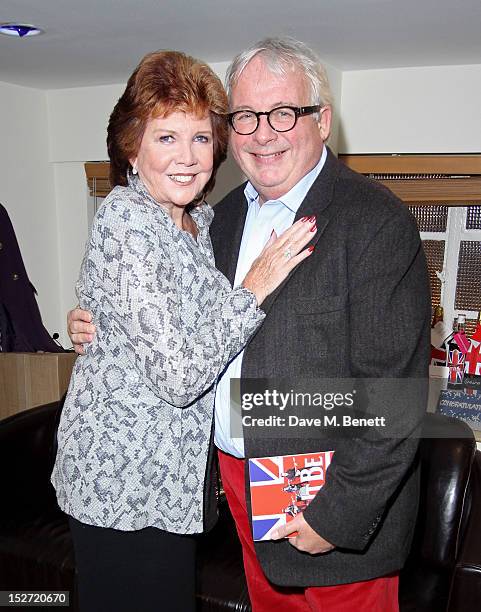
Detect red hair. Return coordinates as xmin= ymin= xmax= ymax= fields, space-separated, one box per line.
xmin=107 ymin=50 xmax=228 ymax=201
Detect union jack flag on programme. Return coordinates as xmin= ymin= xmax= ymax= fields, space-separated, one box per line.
xmin=248 ymin=451 xmax=334 ymax=541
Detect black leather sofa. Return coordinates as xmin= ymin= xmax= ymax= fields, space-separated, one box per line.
xmin=0 ymin=400 xmax=480 ymax=611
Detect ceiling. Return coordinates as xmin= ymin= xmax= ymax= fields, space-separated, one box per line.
xmin=1 ymin=0 xmax=481 ymax=90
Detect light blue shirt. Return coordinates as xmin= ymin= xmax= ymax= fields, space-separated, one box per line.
xmin=214 ymin=146 xmax=328 ymax=457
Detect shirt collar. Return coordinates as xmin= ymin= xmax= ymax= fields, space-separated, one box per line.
xmin=244 ymin=145 xmax=327 ymax=213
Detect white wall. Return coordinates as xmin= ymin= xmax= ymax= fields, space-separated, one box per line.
xmin=47 ymin=82 xmax=125 ymax=344
xmin=48 ymin=83 xmax=125 ymax=163
xmin=0 ymin=81 xmax=61 ymax=339
xmin=324 ymin=62 xmax=342 ymax=154
xmin=339 ymin=64 xmax=481 ymax=153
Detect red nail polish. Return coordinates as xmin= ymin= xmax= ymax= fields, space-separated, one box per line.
xmin=300 ymin=216 xmax=308 ymax=222
xmin=308 ymin=245 xmax=315 ymax=253
xmin=310 ymin=225 xmax=317 ymax=232
xmin=309 ymin=215 xmax=316 ymax=223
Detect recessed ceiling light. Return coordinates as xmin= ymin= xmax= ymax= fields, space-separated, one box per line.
xmin=0 ymin=23 xmax=44 ymax=37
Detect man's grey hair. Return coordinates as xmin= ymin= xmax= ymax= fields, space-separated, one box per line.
xmin=225 ymin=37 xmax=333 ymax=109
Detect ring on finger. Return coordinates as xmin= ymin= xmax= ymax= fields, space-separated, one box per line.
xmin=283 ymin=248 xmax=292 ymax=260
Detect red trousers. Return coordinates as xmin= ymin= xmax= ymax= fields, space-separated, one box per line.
xmin=218 ymin=450 xmax=399 ymax=612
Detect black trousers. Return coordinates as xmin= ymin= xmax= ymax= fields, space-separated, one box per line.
xmin=69 ymin=517 xmax=196 ymax=612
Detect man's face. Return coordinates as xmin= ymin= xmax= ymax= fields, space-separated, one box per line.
xmin=229 ymin=55 xmax=331 ymax=203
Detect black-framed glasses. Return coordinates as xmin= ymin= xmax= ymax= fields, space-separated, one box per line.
xmin=228 ymin=105 xmax=322 ymax=135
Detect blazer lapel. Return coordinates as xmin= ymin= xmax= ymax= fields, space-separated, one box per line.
xmin=294 ymin=147 xmax=340 ymax=223
xmin=260 ymin=147 xmax=341 ymax=314
xmin=213 ymin=197 xmax=248 ymax=286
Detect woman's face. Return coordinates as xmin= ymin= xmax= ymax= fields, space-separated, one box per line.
xmin=131 ymin=112 xmax=214 ymax=209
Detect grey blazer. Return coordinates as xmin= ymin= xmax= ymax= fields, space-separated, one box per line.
xmin=210 ymin=148 xmax=431 ymax=586
xmin=52 ymin=174 xmax=264 ymax=534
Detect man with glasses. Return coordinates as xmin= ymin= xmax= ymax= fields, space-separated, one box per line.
xmin=211 ymin=37 xmax=429 ymax=612
xmin=68 ymin=37 xmax=430 ymax=611
xmin=229 ymin=105 xmax=324 ymax=135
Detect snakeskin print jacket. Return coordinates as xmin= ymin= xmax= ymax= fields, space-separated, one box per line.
xmin=51 ymin=173 xmax=264 ymax=534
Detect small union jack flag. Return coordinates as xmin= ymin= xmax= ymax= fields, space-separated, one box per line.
xmin=448 ymin=349 xmax=466 ymax=384
xmin=466 ymin=343 xmax=481 ymax=376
